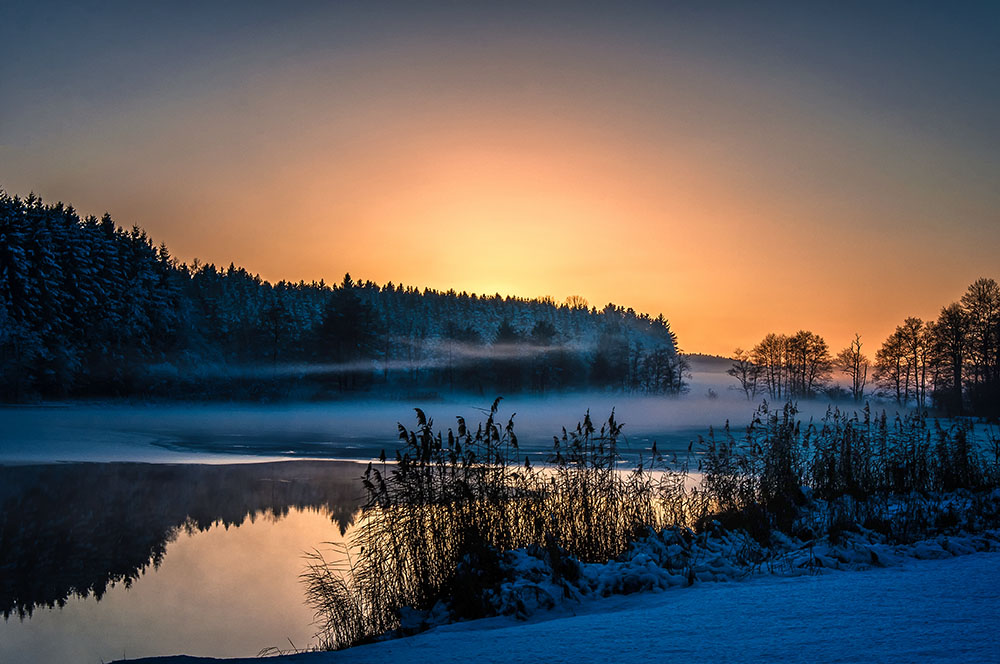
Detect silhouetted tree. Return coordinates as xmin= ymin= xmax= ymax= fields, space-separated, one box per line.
xmin=932 ymin=303 xmax=968 ymax=414
xmin=752 ymin=333 xmax=788 ymax=400
xmin=785 ymin=330 xmax=831 ymax=398
xmin=727 ymin=347 xmax=760 ymax=400
xmin=315 ymin=274 xmax=383 ymax=390
xmin=961 ymin=278 xmax=1000 ymax=418
xmin=836 ymin=334 xmax=869 ymax=402
xmin=875 ymin=329 xmax=910 ymax=406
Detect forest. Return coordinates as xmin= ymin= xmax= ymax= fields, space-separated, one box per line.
xmin=0 ymin=191 xmax=685 ymax=401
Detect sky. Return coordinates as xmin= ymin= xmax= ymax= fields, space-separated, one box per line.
xmin=2 ymin=1 xmax=998 ymax=356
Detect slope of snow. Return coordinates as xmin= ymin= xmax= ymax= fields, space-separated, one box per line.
xmin=125 ymin=551 xmax=1000 ymax=664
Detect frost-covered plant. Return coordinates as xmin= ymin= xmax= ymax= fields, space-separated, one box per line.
xmin=306 ymin=398 xmax=1000 ymax=650
xmin=696 ymin=402 xmax=1000 ymax=540
xmin=304 ymin=398 xmax=691 ymax=649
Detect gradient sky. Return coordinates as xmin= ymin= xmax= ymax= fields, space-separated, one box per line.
xmin=2 ymin=2 xmax=998 ymax=356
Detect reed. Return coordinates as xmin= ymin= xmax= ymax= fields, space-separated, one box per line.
xmin=305 ymin=398 xmax=692 ymax=649
xmin=305 ymin=398 xmax=999 ymax=650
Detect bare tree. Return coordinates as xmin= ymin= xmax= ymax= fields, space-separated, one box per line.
xmin=875 ymin=329 xmax=910 ymax=405
xmin=960 ymin=278 xmax=1000 ymax=407
xmin=836 ymin=333 xmax=869 ymax=402
xmin=726 ymin=347 xmax=760 ymax=400
xmin=895 ymin=317 xmax=934 ymax=409
xmin=752 ymin=333 xmax=788 ymax=399
xmin=932 ymin=303 xmax=968 ymax=414
xmin=786 ymin=330 xmax=832 ymax=397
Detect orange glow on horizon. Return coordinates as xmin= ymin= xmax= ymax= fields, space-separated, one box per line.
xmin=5 ymin=20 xmax=997 ymax=358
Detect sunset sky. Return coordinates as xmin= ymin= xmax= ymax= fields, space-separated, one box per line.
xmin=2 ymin=2 xmax=998 ymax=356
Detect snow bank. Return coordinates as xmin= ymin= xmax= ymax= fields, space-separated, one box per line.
xmin=395 ymin=489 xmax=1000 ymax=631
xmin=120 ymin=550 xmax=1000 ymax=664
xmin=117 ymin=490 xmax=1000 ymax=663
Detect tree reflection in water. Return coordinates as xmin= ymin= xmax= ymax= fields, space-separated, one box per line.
xmin=0 ymin=461 xmax=364 ymax=619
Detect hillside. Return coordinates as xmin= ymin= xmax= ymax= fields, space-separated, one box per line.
xmin=0 ymin=191 xmax=685 ymax=400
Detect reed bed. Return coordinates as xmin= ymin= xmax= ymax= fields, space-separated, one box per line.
xmin=305 ymin=398 xmax=1000 ymax=650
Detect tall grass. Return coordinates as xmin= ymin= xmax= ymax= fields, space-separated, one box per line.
xmin=696 ymin=401 xmax=1000 ymax=539
xmin=305 ymin=399 xmax=1000 ymax=650
xmin=304 ymin=398 xmax=691 ymax=649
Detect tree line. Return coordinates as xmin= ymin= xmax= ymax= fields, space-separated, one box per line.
xmin=0 ymin=191 xmax=686 ymax=400
xmin=727 ymin=278 xmax=1000 ymax=419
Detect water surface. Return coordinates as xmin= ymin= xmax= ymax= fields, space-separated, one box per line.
xmin=1 ymin=387 xmax=947 ymax=662
xmin=0 ymin=461 xmax=363 ymax=662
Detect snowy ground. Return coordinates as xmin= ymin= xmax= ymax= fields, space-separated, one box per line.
xmin=124 ymin=551 xmax=1000 ymax=664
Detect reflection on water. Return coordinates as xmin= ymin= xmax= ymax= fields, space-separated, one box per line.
xmin=0 ymin=461 xmax=364 ymax=661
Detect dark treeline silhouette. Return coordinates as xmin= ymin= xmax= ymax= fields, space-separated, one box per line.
xmin=727 ymin=330 xmax=834 ymax=401
xmin=0 ymin=461 xmax=363 ymax=619
xmin=0 ymin=191 xmax=685 ymax=401
xmin=872 ymin=279 xmax=1000 ymax=419
xmin=726 ymin=279 xmax=1000 ymax=419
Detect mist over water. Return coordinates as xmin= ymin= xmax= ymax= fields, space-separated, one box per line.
xmin=0 ymin=366 xmax=913 ymax=466
xmin=146 ymin=339 xmax=599 ymax=381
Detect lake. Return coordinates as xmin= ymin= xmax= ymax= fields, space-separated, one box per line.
xmin=0 ymin=460 xmax=366 ymax=661
xmin=0 ymin=390 xmax=907 ymax=661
